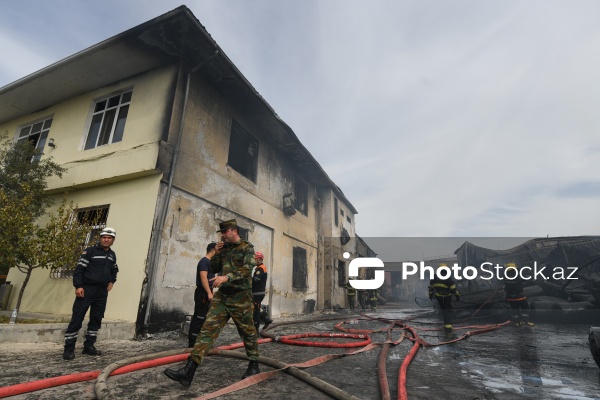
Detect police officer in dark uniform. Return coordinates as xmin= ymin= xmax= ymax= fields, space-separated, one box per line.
xmin=63 ymin=227 xmax=118 ymax=360
xmin=428 ymin=262 xmax=460 ymax=335
xmin=164 ymin=219 xmax=259 ymax=387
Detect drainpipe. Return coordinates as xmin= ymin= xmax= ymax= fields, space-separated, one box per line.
xmin=140 ymin=51 xmax=219 ymax=336
xmin=315 ymin=193 xmax=322 ymax=312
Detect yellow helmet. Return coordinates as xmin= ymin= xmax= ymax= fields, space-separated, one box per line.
xmin=505 ymin=262 xmax=517 ymax=270
xmin=438 ymin=263 xmax=448 ymax=268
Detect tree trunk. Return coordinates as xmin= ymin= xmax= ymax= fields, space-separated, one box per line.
xmin=14 ymin=266 xmax=33 ymax=314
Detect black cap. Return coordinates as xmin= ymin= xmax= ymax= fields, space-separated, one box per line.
xmin=217 ymin=219 xmax=238 ymax=232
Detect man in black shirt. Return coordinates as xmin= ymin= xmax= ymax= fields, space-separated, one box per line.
xmin=188 ymin=242 xmax=217 ymax=347
xmin=63 ymin=227 xmax=118 ymax=360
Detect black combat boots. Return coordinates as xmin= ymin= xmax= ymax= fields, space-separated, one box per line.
xmin=164 ymin=356 xmax=199 ymax=387
xmin=263 ymin=317 xmax=274 ymax=330
xmin=241 ymin=360 xmax=260 ymax=379
xmin=82 ymin=345 xmax=102 ymax=356
xmin=63 ymin=346 xmax=75 ymax=360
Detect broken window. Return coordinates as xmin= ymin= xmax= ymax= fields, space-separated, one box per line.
xmin=228 ymin=119 xmax=258 ymax=182
xmin=338 ymin=259 xmax=346 ymax=287
xmin=84 ymin=90 xmax=132 ymax=150
xmin=295 ymin=178 xmax=308 ymax=216
xmin=17 ymin=117 xmax=53 ymax=162
xmin=292 ymin=246 xmax=308 ymax=290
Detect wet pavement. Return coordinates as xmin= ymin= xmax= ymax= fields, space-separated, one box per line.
xmin=1 ymin=303 xmax=599 ymax=399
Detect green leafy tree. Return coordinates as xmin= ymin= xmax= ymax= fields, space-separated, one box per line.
xmin=0 ymin=134 xmax=64 ymax=219
xmin=0 ymin=134 xmax=93 ymax=316
xmin=0 ymin=133 xmax=65 ymax=276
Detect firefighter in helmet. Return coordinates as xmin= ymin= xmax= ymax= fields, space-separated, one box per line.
xmin=428 ymin=262 xmax=460 ymax=334
xmin=504 ymin=263 xmax=534 ymax=327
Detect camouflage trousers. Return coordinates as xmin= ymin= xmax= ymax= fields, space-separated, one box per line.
xmin=190 ymin=289 xmax=258 ymax=364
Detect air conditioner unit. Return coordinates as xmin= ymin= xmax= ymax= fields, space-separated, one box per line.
xmin=283 ymin=193 xmax=297 ymax=216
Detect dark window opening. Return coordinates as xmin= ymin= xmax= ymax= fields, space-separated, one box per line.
xmin=292 ymin=246 xmax=308 ymax=290
xmin=17 ymin=117 xmax=53 ymax=162
xmin=237 ymin=226 xmax=249 ymax=241
xmin=334 ymin=198 xmax=339 ymax=227
xmin=338 ymin=260 xmax=346 ymax=287
xmin=346 ymin=216 xmax=351 ymax=224
xmin=228 ymin=120 xmax=258 ymax=182
xmin=295 ymin=178 xmax=308 ymax=216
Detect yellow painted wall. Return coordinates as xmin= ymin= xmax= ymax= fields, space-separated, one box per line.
xmin=5 ymin=174 xmax=161 ymax=322
xmin=1 ymin=65 xmax=176 ymax=322
xmin=0 ymin=65 xmax=177 ymax=191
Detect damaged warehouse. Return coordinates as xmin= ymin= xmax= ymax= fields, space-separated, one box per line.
xmin=0 ymin=6 xmax=373 ymax=337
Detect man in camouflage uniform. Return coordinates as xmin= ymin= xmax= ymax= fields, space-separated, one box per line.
xmin=164 ymin=219 xmax=259 ymax=387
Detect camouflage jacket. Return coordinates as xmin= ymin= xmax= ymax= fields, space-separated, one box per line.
xmin=210 ymin=239 xmax=255 ymax=291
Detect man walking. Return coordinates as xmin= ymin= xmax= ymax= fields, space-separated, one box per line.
xmin=164 ymin=219 xmax=259 ymax=387
xmin=428 ymin=263 xmax=460 ymax=335
xmin=504 ymin=263 xmax=534 ymax=327
xmin=188 ymin=242 xmax=217 ymax=348
xmin=63 ymin=227 xmax=118 ymax=360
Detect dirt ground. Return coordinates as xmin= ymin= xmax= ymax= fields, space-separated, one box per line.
xmin=1 ymin=304 xmax=599 ymax=399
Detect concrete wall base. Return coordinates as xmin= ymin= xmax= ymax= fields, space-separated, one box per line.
xmin=0 ymin=320 xmax=135 ymax=343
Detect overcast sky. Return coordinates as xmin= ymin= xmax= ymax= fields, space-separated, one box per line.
xmin=2 ymin=0 xmax=600 ymax=240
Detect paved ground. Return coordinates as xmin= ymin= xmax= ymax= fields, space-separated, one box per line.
xmin=1 ymin=302 xmax=599 ymax=399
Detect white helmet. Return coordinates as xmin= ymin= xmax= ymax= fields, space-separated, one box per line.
xmin=100 ymin=227 xmax=116 ymax=238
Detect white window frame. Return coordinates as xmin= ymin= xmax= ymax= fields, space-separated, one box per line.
xmin=82 ymin=89 xmax=132 ymax=150
xmin=16 ymin=116 xmax=54 ymax=161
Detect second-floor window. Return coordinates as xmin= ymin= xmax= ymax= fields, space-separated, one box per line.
xmin=84 ymin=90 xmax=132 ymax=150
xmin=295 ymin=178 xmax=308 ymax=216
xmin=227 ymin=120 xmax=258 ymax=182
xmin=17 ymin=117 xmax=53 ymax=162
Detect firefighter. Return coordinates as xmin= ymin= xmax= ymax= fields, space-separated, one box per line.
xmin=357 ymin=289 xmax=368 ymax=311
xmin=252 ymin=251 xmax=273 ymax=333
xmin=367 ymin=289 xmax=379 ymax=311
xmin=344 ymin=281 xmax=356 ymax=310
xmin=428 ymin=263 xmax=460 ymax=334
xmin=504 ymin=263 xmax=534 ymax=327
